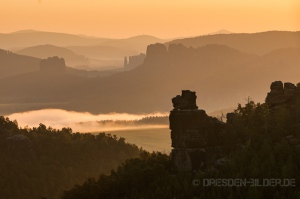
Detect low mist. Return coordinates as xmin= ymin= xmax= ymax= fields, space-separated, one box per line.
xmin=7 ymin=109 xmax=169 ymax=132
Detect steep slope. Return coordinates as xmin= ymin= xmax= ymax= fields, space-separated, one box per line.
xmin=166 ymin=31 xmax=300 ymax=55
xmin=16 ymin=45 xmax=90 ymax=67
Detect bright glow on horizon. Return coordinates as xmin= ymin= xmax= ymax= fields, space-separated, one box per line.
xmin=0 ymin=0 xmax=299 ymax=38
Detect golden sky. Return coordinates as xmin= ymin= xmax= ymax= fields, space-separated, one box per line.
xmin=0 ymin=0 xmax=299 ymax=38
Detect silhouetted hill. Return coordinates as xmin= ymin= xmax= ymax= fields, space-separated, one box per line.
xmin=166 ymin=31 xmax=300 ymax=55
xmin=1 ymin=42 xmax=300 ymax=115
xmin=16 ymin=45 xmax=90 ymax=67
xmin=0 ymin=30 xmax=111 ymax=50
xmin=3 ymin=44 xmax=300 ymax=115
xmin=0 ymin=30 xmax=168 ymax=56
xmin=0 ymin=49 xmax=40 ymax=78
xmin=0 ymin=50 xmax=122 ymax=82
xmin=0 ymin=30 xmax=168 ymax=69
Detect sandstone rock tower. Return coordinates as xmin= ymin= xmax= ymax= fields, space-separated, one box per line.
xmin=170 ymin=90 xmax=213 ymax=171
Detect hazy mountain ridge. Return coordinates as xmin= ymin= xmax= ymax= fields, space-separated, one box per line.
xmin=16 ymin=44 xmax=90 ymax=68
xmin=1 ymin=43 xmax=300 ymax=115
xmin=0 ymin=30 xmax=166 ymax=54
xmin=166 ymin=31 xmax=300 ymax=55
xmin=0 ymin=31 xmax=299 ymax=115
xmin=0 ymin=50 xmax=122 ymax=81
xmin=0 ymin=30 xmax=166 ymax=69
xmin=0 ymin=30 xmax=111 ymax=50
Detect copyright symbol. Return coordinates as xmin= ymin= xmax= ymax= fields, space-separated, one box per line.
xmin=192 ymin=179 xmax=200 ymax=186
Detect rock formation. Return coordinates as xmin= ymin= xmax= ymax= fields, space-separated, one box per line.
xmin=124 ymin=56 xmax=128 ymax=68
xmin=170 ymin=82 xmax=300 ymax=171
xmin=124 ymin=53 xmax=146 ymax=70
xmin=144 ymin=43 xmax=167 ymax=64
xmin=40 ymin=56 xmax=66 ymax=73
xmin=170 ymin=90 xmax=225 ymax=171
xmin=172 ymin=90 xmax=198 ymax=110
xmin=266 ymin=81 xmax=300 ymax=108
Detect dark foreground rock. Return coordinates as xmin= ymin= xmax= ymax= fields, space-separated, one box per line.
xmin=170 ymin=90 xmax=225 ymax=171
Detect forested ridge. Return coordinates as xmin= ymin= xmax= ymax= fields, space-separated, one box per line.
xmin=0 ymin=116 xmax=141 ymax=199
xmin=63 ymin=101 xmax=300 ymax=199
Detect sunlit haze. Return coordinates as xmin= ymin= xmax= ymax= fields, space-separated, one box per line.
xmin=7 ymin=109 xmax=168 ymax=132
xmin=1 ymin=0 xmax=299 ymax=38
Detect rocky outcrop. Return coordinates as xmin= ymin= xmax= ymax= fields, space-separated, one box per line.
xmin=144 ymin=43 xmax=167 ymax=64
xmin=172 ymin=90 xmax=198 ymax=110
xmin=266 ymin=81 xmax=300 ymax=108
xmin=170 ymin=90 xmax=225 ymax=171
xmin=40 ymin=56 xmax=66 ymax=73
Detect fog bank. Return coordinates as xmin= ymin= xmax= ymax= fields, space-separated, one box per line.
xmin=7 ymin=109 xmax=168 ymax=132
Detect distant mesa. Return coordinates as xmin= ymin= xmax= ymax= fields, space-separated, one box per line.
xmin=40 ymin=56 xmax=66 ymax=73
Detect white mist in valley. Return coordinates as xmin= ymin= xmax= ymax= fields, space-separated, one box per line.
xmin=7 ymin=109 xmax=169 ymax=131
xmin=7 ymin=109 xmax=171 ymax=153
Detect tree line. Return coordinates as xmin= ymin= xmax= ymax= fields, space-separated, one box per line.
xmin=0 ymin=116 xmax=141 ymax=199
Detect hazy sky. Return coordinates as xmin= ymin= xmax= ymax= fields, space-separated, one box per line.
xmin=0 ymin=0 xmax=299 ymax=38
